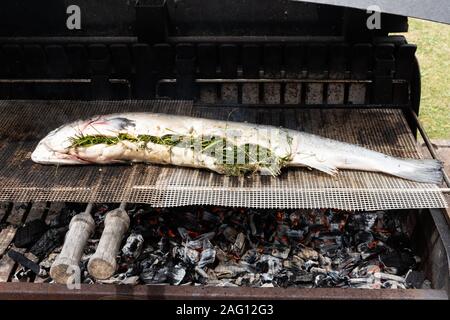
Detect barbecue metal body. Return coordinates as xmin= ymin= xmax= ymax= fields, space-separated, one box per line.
xmin=0 ymin=0 xmax=448 ymax=299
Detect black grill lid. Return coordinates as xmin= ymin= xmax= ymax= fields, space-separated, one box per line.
xmin=294 ymin=0 xmax=450 ymax=24
xmin=0 ymin=0 xmax=408 ymax=38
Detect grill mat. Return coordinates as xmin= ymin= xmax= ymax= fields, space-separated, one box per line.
xmin=0 ymin=100 xmax=446 ymax=210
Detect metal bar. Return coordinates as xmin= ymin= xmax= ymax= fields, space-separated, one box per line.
xmin=158 ymin=78 xmax=408 ymax=84
xmin=0 ymin=283 xmax=446 ymax=300
xmin=192 ymin=103 xmax=409 ymax=110
xmin=0 ymin=79 xmax=91 ymax=84
xmin=411 ymin=110 xmax=450 ymax=187
xmin=167 ymin=36 xmax=346 ymax=43
xmin=133 ymin=185 xmax=450 ymax=193
xmin=0 ymin=79 xmax=129 ymax=84
xmin=0 ymin=36 xmax=341 ymax=45
xmin=429 ymin=208 xmax=450 ymax=296
xmin=0 ymin=37 xmax=138 ymax=44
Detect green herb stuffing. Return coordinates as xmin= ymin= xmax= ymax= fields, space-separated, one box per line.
xmin=70 ymin=133 xmax=292 ymax=177
xmin=70 ymin=134 xmax=181 ymax=148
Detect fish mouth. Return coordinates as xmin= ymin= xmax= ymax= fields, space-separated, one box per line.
xmin=31 ymin=141 xmax=89 ymax=165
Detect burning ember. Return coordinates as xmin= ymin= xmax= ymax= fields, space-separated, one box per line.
xmin=8 ymin=205 xmax=428 ymax=289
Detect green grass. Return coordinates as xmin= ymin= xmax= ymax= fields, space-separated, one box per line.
xmin=405 ymin=19 xmax=450 ymax=139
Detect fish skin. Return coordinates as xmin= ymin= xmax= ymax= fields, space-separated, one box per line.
xmin=31 ymin=113 xmax=443 ymax=184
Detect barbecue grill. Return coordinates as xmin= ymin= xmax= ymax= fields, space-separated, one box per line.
xmin=0 ymin=0 xmax=449 ymax=300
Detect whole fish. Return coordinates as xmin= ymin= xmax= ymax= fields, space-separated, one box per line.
xmin=31 ymin=113 xmax=443 ymax=184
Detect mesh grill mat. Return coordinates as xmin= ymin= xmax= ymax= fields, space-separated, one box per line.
xmin=0 ymin=100 xmax=446 ymax=210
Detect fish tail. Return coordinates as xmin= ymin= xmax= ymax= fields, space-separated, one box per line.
xmin=383 ymin=158 xmax=443 ymax=184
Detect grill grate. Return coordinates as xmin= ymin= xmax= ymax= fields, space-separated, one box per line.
xmin=0 ymin=100 xmax=446 ymax=210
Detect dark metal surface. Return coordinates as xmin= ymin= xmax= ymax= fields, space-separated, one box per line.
xmin=0 ymin=282 xmax=447 ymax=300
xmin=429 ymin=209 xmax=450 ymax=296
xmin=0 ymin=0 xmax=407 ymax=38
xmin=0 ymin=39 xmax=418 ymax=104
xmin=166 ymin=36 xmax=346 ymax=43
xmin=0 ymin=37 xmax=138 ymax=44
xmin=295 ymin=0 xmax=450 ymax=24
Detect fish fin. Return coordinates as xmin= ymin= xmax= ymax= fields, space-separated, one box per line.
xmin=385 ymin=158 xmax=443 ymax=184
xmin=291 ymin=154 xmax=339 ymax=176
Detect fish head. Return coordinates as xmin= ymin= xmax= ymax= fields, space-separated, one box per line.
xmin=31 ymin=114 xmax=137 ymax=165
xmin=31 ymin=119 xmax=90 ymax=164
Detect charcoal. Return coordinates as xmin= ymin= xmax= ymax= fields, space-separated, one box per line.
xmin=271 ymin=246 xmax=290 ymax=259
xmin=48 ymin=205 xmax=80 ymax=228
xmin=223 ymin=226 xmax=238 ymax=243
xmin=183 ymin=246 xmax=200 ymax=264
xmin=158 ymin=237 xmax=171 ymax=253
xmin=177 ymin=227 xmax=190 ymax=240
xmin=7 ymin=249 xmax=42 ymax=276
xmin=351 ymin=264 xmax=381 ymax=277
xmin=195 ymin=266 xmax=209 ymax=279
xmin=13 ymin=267 xmax=35 ymax=281
xmin=314 ymin=274 xmax=329 ymax=287
xmin=214 ymin=263 xmax=247 ymax=279
xmin=291 ymin=255 xmax=305 ymax=270
xmin=349 ymin=277 xmax=372 ymax=285
xmin=405 ymin=270 xmax=426 ymax=288
xmin=29 ymin=227 xmax=67 ymax=260
xmin=381 ymin=280 xmax=406 ymax=289
xmin=314 ymin=270 xmax=347 ymax=288
xmin=318 ymin=254 xmax=332 ymax=267
xmin=83 ymin=275 xmax=95 ymax=284
xmin=184 ymin=233 xmax=215 ymax=251
xmin=293 ymin=271 xmax=314 ymax=284
xmin=139 ymin=254 xmax=170 ymax=284
xmin=374 ymin=272 xmax=406 ymax=284
xmin=235 ymin=273 xmax=260 ymax=286
xmin=347 ymin=213 xmax=377 ymax=232
xmin=248 ymin=213 xmax=258 ymax=236
xmin=257 ymin=255 xmax=282 ymax=282
xmin=386 ymin=233 xmax=411 ymax=250
xmin=309 ymin=267 xmax=327 ymax=277
xmin=198 ymin=242 xmax=216 ymax=268
xmin=172 ymin=210 xmax=201 ymax=231
xmin=99 ymin=274 xmax=139 ymax=285
xmin=39 ymin=251 xmax=60 ymax=270
xmin=379 ymin=250 xmax=415 ymax=275
xmin=168 ymin=264 xmax=186 ymax=285
xmin=23 ymin=204 xmax=424 ymax=289
xmin=212 ymin=280 xmax=239 ymax=287
xmin=304 ymin=260 xmax=319 ymax=271
xmin=141 ymin=266 xmax=168 ymax=284
xmin=201 ymin=211 xmax=221 ymax=224
xmin=122 ymin=233 xmax=144 ymax=259
xmin=285 ymin=229 xmax=304 ymax=240
xmin=14 ymin=219 xmax=48 ymax=248
xmin=273 ymin=270 xmax=291 ymax=288
xmin=422 ymin=279 xmax=432 ymax=289
xmin=297 ymin=247 xmax=319 ymax=260
xmin=355 ymin=231 xmax=374 ymax=245
xmin=231 ymin=233 xmax=246 ymax=256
